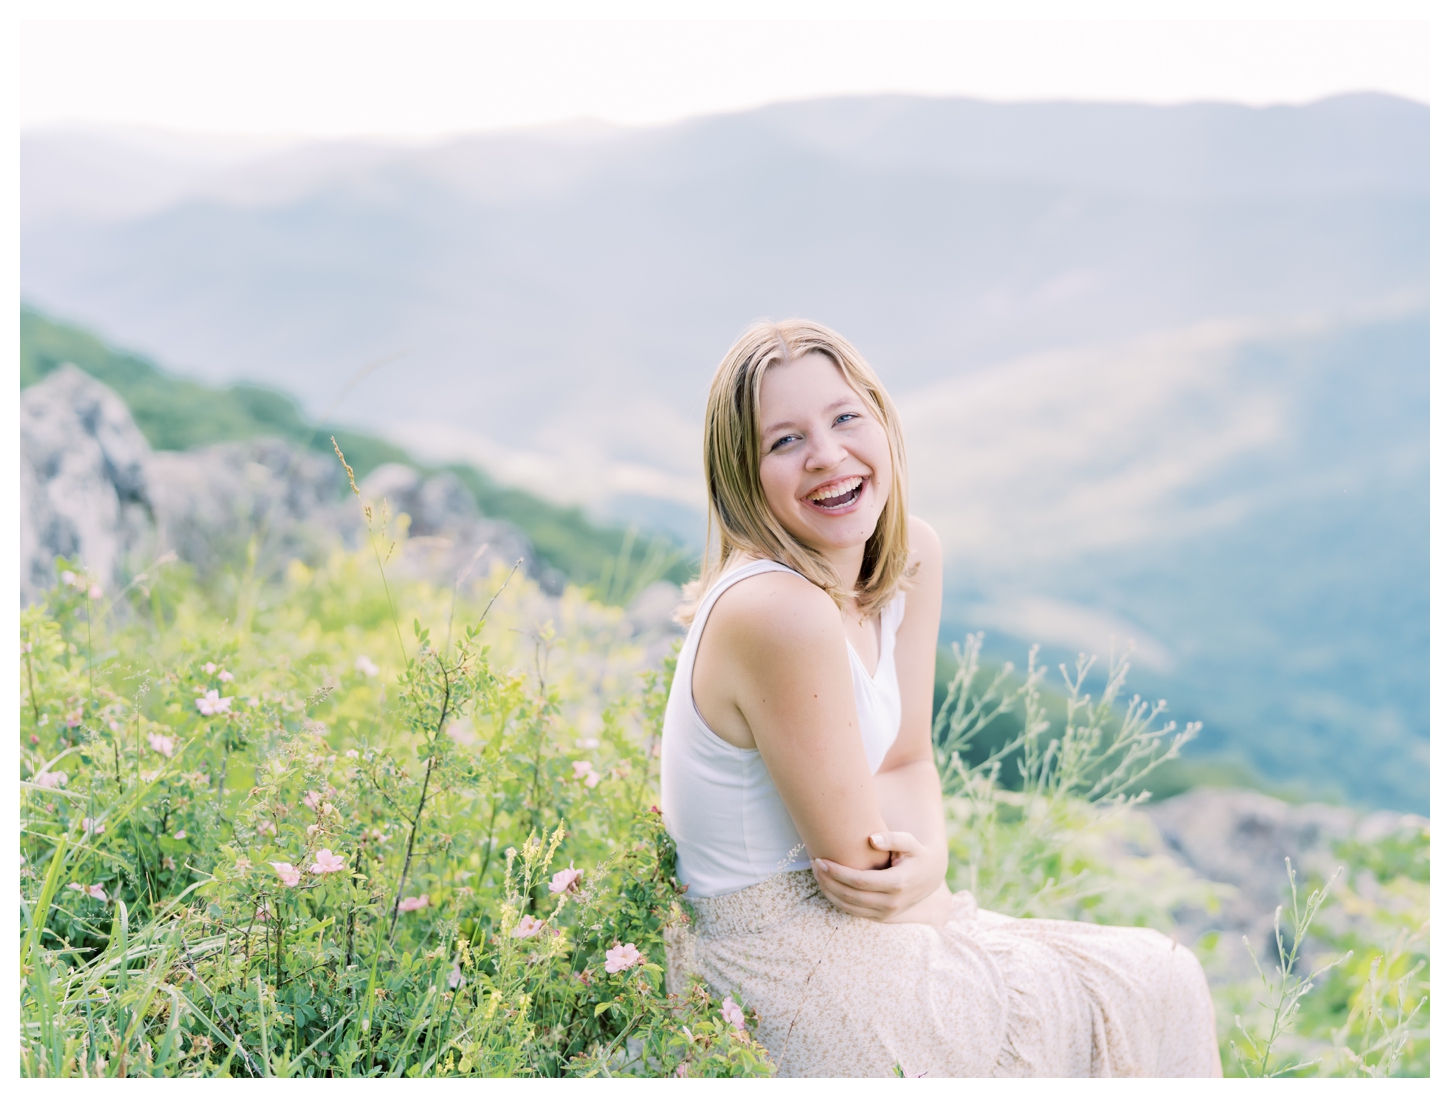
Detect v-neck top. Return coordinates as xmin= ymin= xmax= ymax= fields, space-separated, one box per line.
xmin=659 ymin=558 xmax=908 ymax=898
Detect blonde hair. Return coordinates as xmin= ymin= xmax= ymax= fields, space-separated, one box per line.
xmin=679 ymin=318 xmax=912 ymax=625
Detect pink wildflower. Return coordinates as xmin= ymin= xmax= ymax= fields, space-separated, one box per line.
xmin=721 ymin=998 xmax=746 ymax=1031
xmin=196 ymin=690 xmax=232 ymax=717
xmin=270 ymin=861 xmax=301 ymax=887
xmin=33 ymin=771 xmax=67 ymax=789
xmin=309 ymin=848 xmax=346 ymax=874
xmin=219 ymin=670 xmax=234 ymax=682
xmin=302 ymin=790 xmax=323 ymax=810
xmin=257 ymin=820 xmax=277 ymax=836
xmin=398 ymin=895 xmax=429 ymax=913
xmin=604 ymin=942 xmax=642 ymax=974
xmin=203 ymin=662 xmax=217 ymax=675
xmin=65 ymin=710 xmax=82 ymax=728
xmin=549 ymin=864 xmax=583 ymax=896
xmin=174 ymin=829 xmax=186 ymax=840
xmin=60 ymin=570 xmax=77 ymax=586
xmin=67 ymin=882 xmax=107 ymax=901
xmin=88 ymin=584 xmax=103 ymax=600
xmin=147 ymin=732 xmax=175 ymax=758
xmin=355 ymin=655 xmax=380 ymax=677
xmin=572 ymin=760 xmax=602 ymax=788
xmin=81 ymin=817 xmax=104 ymax=836
xmin=448 ymin=963 xmax=465 ymax=989
xmin=512 ymin=914 xmax=545 ymax=939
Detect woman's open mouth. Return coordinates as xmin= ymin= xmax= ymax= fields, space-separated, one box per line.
xmin=803 ymin=475 xmax=866 ymax=513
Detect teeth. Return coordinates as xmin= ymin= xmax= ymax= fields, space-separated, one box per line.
xmin=808 ymin=476 xmax=862 ymax=502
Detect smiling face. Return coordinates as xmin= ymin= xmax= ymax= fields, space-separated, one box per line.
xmin=756 ymin=352 xmax=893 ymax=571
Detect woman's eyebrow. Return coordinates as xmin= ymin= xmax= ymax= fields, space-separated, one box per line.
xmin=761 ymin=398 xmax=856 ymax=437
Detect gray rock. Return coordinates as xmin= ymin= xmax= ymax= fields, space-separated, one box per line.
xmin=357 ymin=462 xmax=553 ymax=591
xmin=1141 ymin=788 xmax=1427 ymax=980
xmin=146 ymin=438 xmax=356 ymax=579
xmin=20 ymin=364 xmax=153 ymax=600
xmin=19 ymin=368 xmax=556 ymax=601
xmin=358 ymin=463 xmax=479 ymax=536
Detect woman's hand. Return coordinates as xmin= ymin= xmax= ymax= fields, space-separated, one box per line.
xmin=812 ymin=830 xmax=951 ymax=926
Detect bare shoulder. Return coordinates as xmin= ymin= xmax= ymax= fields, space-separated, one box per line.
xmin=708 ymin=569 xmax=843 ymax=658
xmin=907 ymin=515 xmax=943 ymax=577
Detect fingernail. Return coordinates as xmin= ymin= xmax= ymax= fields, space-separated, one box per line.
xmin=870 ymin=834 xmax=884 ymax=845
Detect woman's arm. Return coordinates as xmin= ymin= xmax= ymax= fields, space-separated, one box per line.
xmin=701 ymin=570 xmax=892 ymax=872
xmin=812 ymin=518 xmax=952 ymax=923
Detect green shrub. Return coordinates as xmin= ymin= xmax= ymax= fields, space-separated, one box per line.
xmin=18 ymin=544 xmax=1428 ymax=1076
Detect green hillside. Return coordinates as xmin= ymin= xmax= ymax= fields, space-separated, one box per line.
xmin=20 ymin=305 xmax=693 ymax=595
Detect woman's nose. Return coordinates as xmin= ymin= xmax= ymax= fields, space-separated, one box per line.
xmin=803 ymin=433 xmax=848 ymax=470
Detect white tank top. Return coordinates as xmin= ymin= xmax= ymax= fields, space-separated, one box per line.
xmin=659 ymin=558 xmax=908 ymax=898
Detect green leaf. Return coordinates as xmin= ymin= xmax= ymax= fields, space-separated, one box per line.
xmin=593 ymin=1001 xmax=612 ymax=1017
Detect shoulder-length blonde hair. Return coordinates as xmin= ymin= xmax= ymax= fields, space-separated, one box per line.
xmin=678 ymin=318 xmax=912 ymax=625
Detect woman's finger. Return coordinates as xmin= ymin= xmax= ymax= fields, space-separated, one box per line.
xmin=817 ymin=878 xmax=898 ymax=912
xmin=813 ymin=858 xmax=903 ymax=894
xmin=868 ymin=830 xmax=926 ymax=857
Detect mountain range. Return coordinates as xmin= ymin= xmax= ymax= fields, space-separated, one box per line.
xmin=20 ymin=93 xmax=1429 ymax=810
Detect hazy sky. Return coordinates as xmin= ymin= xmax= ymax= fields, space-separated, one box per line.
xmin=18 ymin=7 xmax=1433 ymax=140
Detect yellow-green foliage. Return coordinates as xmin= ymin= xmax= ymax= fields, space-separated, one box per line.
xmin=20 ymin=552 xmax=771 ymax=1077
xmin=18 ymin=547 xmax=1428 ymax=1077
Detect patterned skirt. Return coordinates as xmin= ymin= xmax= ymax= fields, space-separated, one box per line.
xmin=664 ymin=870 xmax=1221 ymax=1078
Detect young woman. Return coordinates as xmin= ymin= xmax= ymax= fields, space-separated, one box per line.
xmin=659 ymin=320 xmax=1221 ymax=1078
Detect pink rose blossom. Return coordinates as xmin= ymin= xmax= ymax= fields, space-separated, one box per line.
xmin=572 ymin=760 xmax=602 ymax=788
xmin=604 ymin=942 xmax=642 ymax=974
xmin=147 ymin=732 xmax=175 ymax=758
xmin=270 ymin=861 xmax=301 ymax=887
xmin=196 ymin=690 xmax=232 ymax=717
xmin=309 ymin=848 xmax=346 ymax=874
xmin=721 ymin=998 xmax=746 ymax=1030
xmin=549 ymin=864 xmax=583 ymax=896
xmin=33 ymin=771 xmax=67 ymax=789
xmin=398 ymin=895 xmax=429 ymax=913
xmin=512 ymin=914 xmax=545 ymax=939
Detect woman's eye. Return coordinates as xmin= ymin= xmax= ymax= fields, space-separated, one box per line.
xmin=769 ymin=435 xmax=798 ymax=451
xmin=834 ymin=413 xmax=858 ymax=426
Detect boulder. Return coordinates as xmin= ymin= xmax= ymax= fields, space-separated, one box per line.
xmin=20 ymin=365 xmax=153 ymax=600
xmin=146 ymin=438 xmax=356 ymax=579
xmin=19 ymin=367 xmax=557 ymax=600
xmin=357 ymin=462 xmax=552 ymax=592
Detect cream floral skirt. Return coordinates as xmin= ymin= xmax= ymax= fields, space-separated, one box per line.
xmin=664 ymin=870 xmax=1221 ymax=1078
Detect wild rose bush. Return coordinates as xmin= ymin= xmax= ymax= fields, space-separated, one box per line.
xmin=20 ymin=553 xmax=771 ymax=1077
xmin=19 ymin=547 xmax=1427 ymax=1076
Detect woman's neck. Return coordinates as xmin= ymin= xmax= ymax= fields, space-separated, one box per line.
xmin=819 ymin=543 xmax=867 ymax=595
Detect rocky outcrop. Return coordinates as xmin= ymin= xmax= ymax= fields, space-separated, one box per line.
xmin=146 ymin=438 xmax=355 ymax=578
xmin=1145 ymin=788 xmax=1428 ymax=979
xmin=356 ymin=464 xmax=562 ymax=595
xmin=19 ymin=367 xmax=551 ymax=601
xmin=20 ymin=365 xmax=153 ymax=601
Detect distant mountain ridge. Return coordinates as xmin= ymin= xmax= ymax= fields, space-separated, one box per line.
xmin=19 ymin=94 xmax=1428 ymax=809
